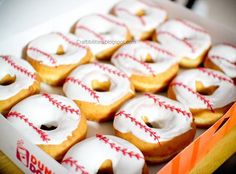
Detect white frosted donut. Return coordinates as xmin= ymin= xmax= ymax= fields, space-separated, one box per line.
xmin=111 ymin=41 xmax=179 ymax=92
xmin=62 ymin=134 xmax=147 ymax=174
xmin=74 ymin=13 xmax=130 ymax=59
xmin=112 ymin=0 xmax=167 ymax=40
xmin=168 ymin=68 xmax=236 ymax=126
xmin=205 ymin=43 xmax=236 ymax=78
xmin=113 ymin=94 xmax=195 ymax=163
xmin=6 ymin=93 xmax=87 ymax=160
xmin=63 ymin=62 xmax=134 ymax=121
xmin=155 ymin=19 xmax=211 ymax=67
xmin=0 ymin=55 xmax=40 ymax=113
xmin=26 ymin=32 xmax=91 ymax=85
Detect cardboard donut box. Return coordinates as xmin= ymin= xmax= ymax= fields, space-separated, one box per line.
xmin=0 ymin=0 xmax=236 ymax=173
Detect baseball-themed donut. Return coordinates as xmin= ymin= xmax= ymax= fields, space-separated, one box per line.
xmin=113 ymin=94 xmax=196 ymax=163
xmin=63 ymin=62 xmax=134 ymax=122
xmin=6 ymin=93 xmax=87 ymax=160
xmin=111 ymin=0 xmax=167 ymax=40
xmin=168 ymin=68 xmax=236 ymax=127
xmin=0 ymin=55 xmax=40 ymax=114
xmin=26 ymin=32 xmax=92 ymax=86
xmin=154 ymin=19 xmax=211 ymax=68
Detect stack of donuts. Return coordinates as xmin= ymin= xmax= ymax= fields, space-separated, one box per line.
xmin=1 ymin=0 xmax=236 ymax=173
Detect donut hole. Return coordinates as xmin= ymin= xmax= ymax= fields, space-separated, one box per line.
xmin=0 ymin=74 xmax=16 ymax=86
xmin=136 ymin=9 xmax=146 ymax=17
xmin=196 ymin=81 xmax=219 ymax=96
xmin=40 ymin=122 xmax=58 ymax=131
xmin=97 ymin=159 xmax=113 ymax=174
xmin=142 ymin=116 xmax=161 ymax=129
xmin=56 ymin=45 xmax=65 ymax=55
xmin=144 ymin=54 xmax=155 ymax=63
xmin=92 ymin=80 xmax=111 ymax=92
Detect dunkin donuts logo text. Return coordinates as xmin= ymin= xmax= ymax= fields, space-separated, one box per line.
xmin=16 ymin=139 xmax=53 ymax=174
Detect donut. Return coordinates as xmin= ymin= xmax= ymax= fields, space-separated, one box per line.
xmin=113 ymin=93 xmax=196 ymax=163
xmin=154 ymin=19 xmax=211 ymax=68
xmin=63 ymin=62 xmax=135 ymax=122
xmin=111 ymin=41 xmax=179 ymax=92
xmin=111 ymin=0 xmax=167 ymax=40
xmin=204 ymin=43 xmax=236 ymax=80
xmin=0 ymin=55 xmax=40 ymax=114
xmin=168 ymin=68 xmax=236 ymax=127
xmin=74 ymin=13 xmax=131 ymax=60
xmin=61 ymin=134 xmax=148 ymax=174
xmin=26 ymin=32 xmax=92 ymax=86
xmin=6 ymin=93 xmax=87 ymax=160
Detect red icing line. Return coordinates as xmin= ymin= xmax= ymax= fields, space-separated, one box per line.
xmin=76 ymin=25 xmax=105 ymax=41
xmin=144 ymin=41 xmax=175 ymax=57
xmin=27 ymin=47 xmax=57 ymax=65
xmin=2 ymin=56 xmax=37 ymax=80
xmin=158 ymin=31 xmax=195 ymax=53
xmin=94 ymin=62 xmax=128 ymax=78
xmin=65 ymin=77 xmax=100 ymax=103
xmin=176 ymin=19 xmax=207 ymax=34
xmin=42 ymin=93 xmax=80 ymax=115
xmin=209 ymin=55 xmax=236 ymax=66
xmin=61 ymin=157 xmax=88 ymax=174
xmin=198 ymin=68 xmax=234 ymax=85
xmin=223 ymin=43 xmax=236 ymax=50
xmin=115 ymin=8 xmax=146 ymax=26
xmin=115 ymin=111 xmax=161 ymax=144
xmin=114 ymin=53 xmax=155 ymax=76
xmin=55 ymin=32 xmax=87 ymax=49
xmin=96 ymin=134 xmax=144 ymax=160
xmin=138 ymin=0 xmax=165 ymax=10
xmin=7 ymin=111 xmax=50 ymax=142
xmin=170 ymin=82 xmax=214 ymax=112
xmin=96 ymin=14 xmax=126 ymax=28
xmin=144 ymin=93 xmax=191 ymax=118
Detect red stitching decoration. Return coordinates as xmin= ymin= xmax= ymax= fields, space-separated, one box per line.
xmin=176 ymin=19 xmax=208 ymax=34
xmin=65 ymin=77 xmax=100 ymax=103
xmin=76 ymin=25 xmax=105 ymax=41
xmin=170 ymin=82 xmax=214 ymax=112
xmin=96 ymin=14 xmax=126 ymax=28
xmin=93 ymin=62 xmax=128 ymax=78
xmin=2 ymin=56 xmax=37 ymax=80
xmin=115 ymin=111 xmax=161 ymax=144
xmin=209 ymin=55 xmax=236 ymax=66
xmin=55 ymin=32 xmax=87 ymax=49
xmin=223 ymin=43 xmax=236 ymax=50
xmin=198 ymin=68 xmax=234 ymax=85
xmin=144 ymin=41 xmax=175 ymax=57
xmin=158 ymin=31 xmax=195 ymax=53
xmin=61 ymin=157 xmax=88 ymax=174
xmin=42 ymin=93 xmax=80 ymax=115
xmin=115 ymin=8 xmax=146 ymax=26
xmin=96 ymin=134 xmax=144 ymax=160
xmin=27 ymin=47 xmax=57 ymax=65
xmin=114 ymin=53 xmax=156 ymax=76
xmin=7 ymin=111 xmax=50 ymax=142
xmin=144 ymin=93 xmax=191 ymax=118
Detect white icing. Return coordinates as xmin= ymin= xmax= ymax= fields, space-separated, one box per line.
xmin=0 ymin=55 xmax=37 ymax=100
xmin=113 ymin=0 xmax=167 ymax=40
xmin=63 ymin=62 xmax=134 ymax=105
xmin=75 ymin=13 xmax=128 ymax=55
xmin=208 ymin=44 xmax=236 ymax=78
xmin=113 ymin=94 xmax=193 ymax=142
xmin=156 ymin=19 xmax=211 ymax=60
xmin=172 ymin=68 xmax=236 ymax=109
xmin=27 ymin=32 xmax=88 ymax=66
xmin=111 ymin=41 xmax=179 ymax=76
xmin=7 ymin=94 xmax=81 ymax=145
xmin=62 ymin=135 xmax=145 ymax=174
